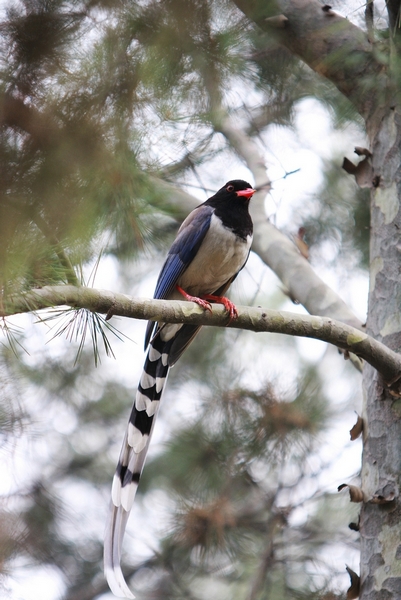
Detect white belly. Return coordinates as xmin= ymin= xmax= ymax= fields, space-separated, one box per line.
xmin=174 ymin=213 xmax=252 ymax=298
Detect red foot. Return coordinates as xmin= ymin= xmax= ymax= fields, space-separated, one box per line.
xmin=176 ymin=285 xmax=212 ymax=312
xmin=202 ymin=294 xmax=238 ymax=322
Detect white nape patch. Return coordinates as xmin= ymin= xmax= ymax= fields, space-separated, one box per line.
xmin=140 ymin=371 xmax=155 ymax=389
xmin=148 ymin=346 xmax=161 ymax=362
xmin=111 ymin=474 xmax=122 ymax=507
xmin=127 ymin=423 xmax=148 ymax=453
xmin=105 ymin=566 xmax=135 ymax=600
xmin=121 ymin=481 xmax=139 ymax=512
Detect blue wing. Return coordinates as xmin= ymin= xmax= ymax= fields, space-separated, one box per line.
xmin=144 ymin=205 xmax=213 ymax=348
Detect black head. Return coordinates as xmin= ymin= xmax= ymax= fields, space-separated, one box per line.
xmin=213 ymin=179 xmax=255 ymax=202
xmin=205 ymin=179 xmax=254 ymax=240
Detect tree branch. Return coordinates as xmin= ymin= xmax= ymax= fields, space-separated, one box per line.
xmin=0 ymin=90 xmax=365 ymax=335
xmin=233 ymin=0 xmax=390 ymax=121
xmin=151 ymin=175 xmax=364 ymax=336
xmin=199 ymin=106 xmax=364 ymax=331
xmin=3 ymin=285 xmax=401 ymax=393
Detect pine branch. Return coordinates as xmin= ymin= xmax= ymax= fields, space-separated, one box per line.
xmin=2 ymin=284 xmax=401 ymax=393
xmin=32 ymin=213 xmax=80 ymax=286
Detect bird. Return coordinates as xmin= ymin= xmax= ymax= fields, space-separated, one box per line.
xmin=104 ymin=179 xmax=255 ymax=598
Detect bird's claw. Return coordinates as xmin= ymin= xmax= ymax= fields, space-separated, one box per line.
xmin=221 ymin=298 xmax=238 ymax=322
xmin=191 ymin=297 xmax=213 ymax=312
xmin=176 ymin=285 xmax=212 ymax=312
xmin=202 ymin=294 xmax=238 ymax=322
xmin=177 ymin=286 xmax=238 ymax=321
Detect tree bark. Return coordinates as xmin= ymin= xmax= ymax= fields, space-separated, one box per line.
xmin=233 ymin=0 xmax=390 ymax=122
xmin=231 ymin=1 xmax=401 ymax=597
xmin=359 ymin=107 xmax=401 ymax=599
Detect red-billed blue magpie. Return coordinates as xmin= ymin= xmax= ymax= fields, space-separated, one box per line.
xmin=104 ymin=180 xmax=255 ymax=598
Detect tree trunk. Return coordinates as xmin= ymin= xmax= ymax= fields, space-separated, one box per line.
xmin=360 ymin=106 xmax=401 ymax=599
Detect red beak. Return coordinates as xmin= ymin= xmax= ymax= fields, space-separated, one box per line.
xmin=236 ymin=188 xmax=255 ymax=199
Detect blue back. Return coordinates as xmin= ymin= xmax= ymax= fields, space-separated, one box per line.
xmin=144 ymin=205 xmax=213 ymax=348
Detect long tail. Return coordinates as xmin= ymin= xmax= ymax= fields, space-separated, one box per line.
xmin=104 ymin=332 xmax=173 ymax=598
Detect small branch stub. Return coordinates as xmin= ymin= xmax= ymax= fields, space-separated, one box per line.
xmin=342 ymin=151 xmax=374 ymax=188
xmin=354 ymin=147 xmax=372 ymax=157
xmin=346 ymin=565 xmax=360 ymax=600
xmin=322 ymin=4 xmax=336 ymax=16
xmin=370 ymin=483 xmax=398 ymax=504
xmin=338 ymin=483 xmax=364 ymax=503
xmin=349 ymin=413 xmax=363 ymax=440
xmin=349 ymin=520 xmax=360 ymax=532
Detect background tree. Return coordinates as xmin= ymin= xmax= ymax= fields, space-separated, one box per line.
xmin=0 ymin=0 xmax=398 ymax=599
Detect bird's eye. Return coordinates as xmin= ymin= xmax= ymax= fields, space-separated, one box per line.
xmin=226 ymin=184 xmax=234 ymax=192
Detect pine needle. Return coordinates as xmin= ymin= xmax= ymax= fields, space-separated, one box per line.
xmin=0 ymin=318 xmax=29 ymax=358
xmin=39 ymin=308 xmax=131 ymax=367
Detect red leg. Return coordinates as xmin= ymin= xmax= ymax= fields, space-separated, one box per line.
xmin=202 ymin=294 xmax=238 ymax=321
xmin=176 ymin=285 xmax=212 ymax=312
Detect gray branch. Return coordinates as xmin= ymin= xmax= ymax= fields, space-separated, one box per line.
xmin=232 ymin=0 xmax=388 ymax=121
xmin=3 ymin=285 xmax=401 ymax=392
xmin=207 ymin=110 xmax=364 ymax=331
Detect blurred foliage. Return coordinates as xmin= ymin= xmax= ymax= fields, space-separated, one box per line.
xmin=0 ymin=0 xmax=373 ymax=598
xmin=0 ymin=0 xmax=368 ymax=293
xmin=0 ymin=330 xmax=359 ymax=600
xmin=296 ymin=161 xmax=370 ymax=271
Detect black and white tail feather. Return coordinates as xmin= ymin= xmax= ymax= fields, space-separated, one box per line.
xmin=104 ymin=180 xmax=254 ymax=598
xmin=104 ymin=322 xmax=199 ymax=598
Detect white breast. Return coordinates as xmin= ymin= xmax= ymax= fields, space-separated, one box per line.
xmin=174 ymin=213 xmax=252 ymax=298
